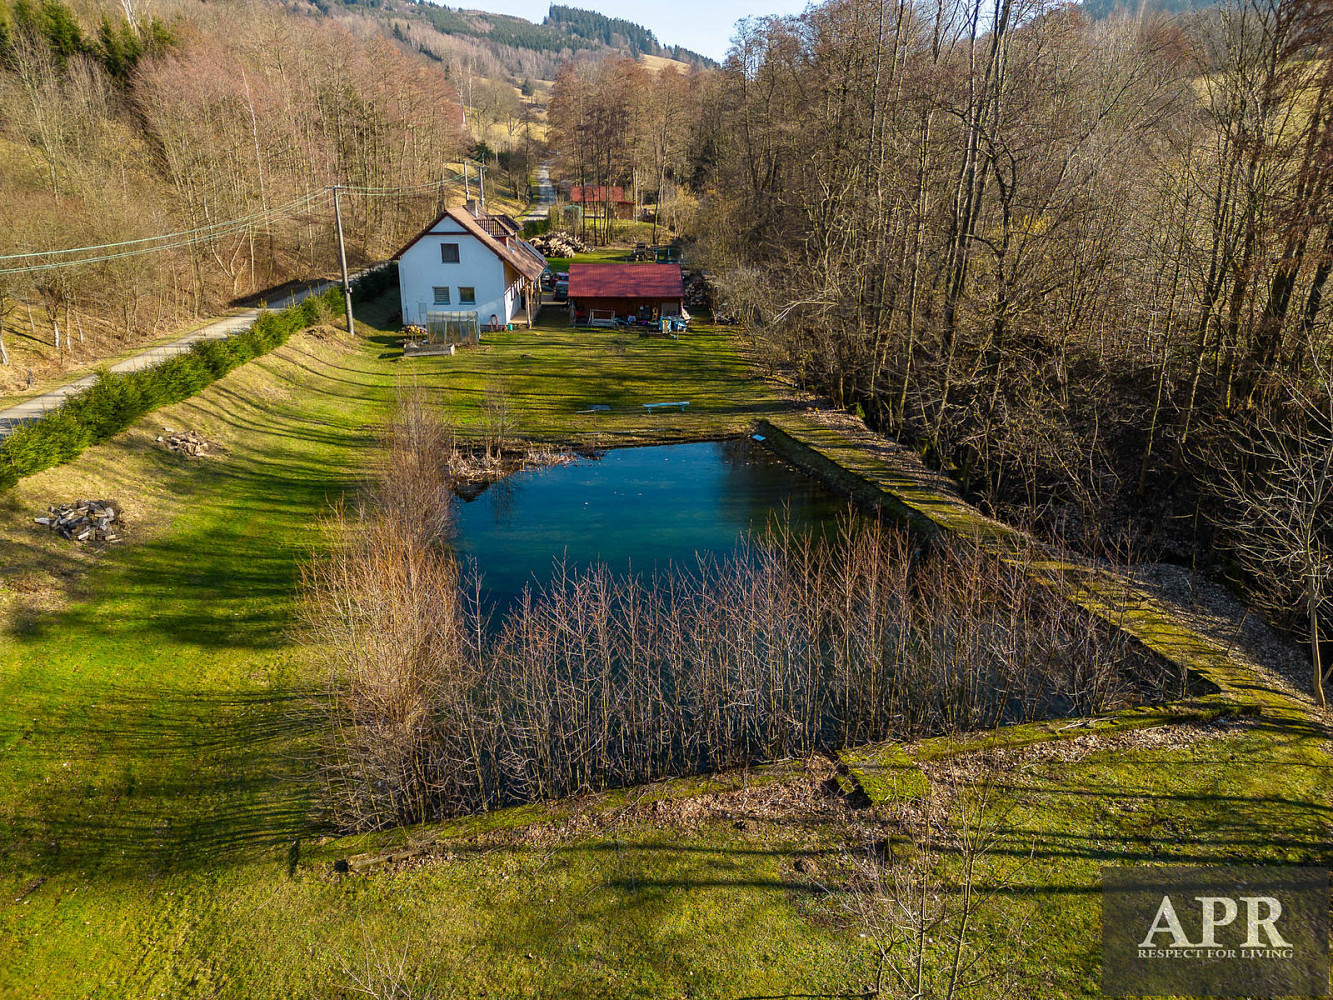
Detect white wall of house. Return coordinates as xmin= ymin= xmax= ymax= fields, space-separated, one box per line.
xmin=398 ymin=216 xmax=519 ymax=327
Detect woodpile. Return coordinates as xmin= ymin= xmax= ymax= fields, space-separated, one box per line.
xmin=157 ymin=429 xmax=219 ymax=457
xmin=34 ymin=500 xmax=122 ymax=545
xmin=529 ymin=231 xmax=588 ymax=257
xmin=683 ymin=270 xmax=712 ymax=310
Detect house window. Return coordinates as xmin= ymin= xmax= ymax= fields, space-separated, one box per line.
xmin=458 ymin=287 xmax=476 ymax=305
xmin=440 ymin=242 xmax=460 ymax=263
xmin=432 ymin=286 xmax=450 ymax=305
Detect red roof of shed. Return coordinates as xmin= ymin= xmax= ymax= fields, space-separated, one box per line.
xmin=568 ymin=263 xmax=684 ymax=300
xmin=568 ymin=185 xmax=632 ymax=205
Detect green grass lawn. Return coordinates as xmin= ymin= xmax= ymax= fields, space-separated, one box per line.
xmin=0 ymin=294 xmax=813 ymax=999
xmin=541 ymin=247 xmax=628 ymax=273
xmin=0 ymin=289 xmax=1329 ymax=999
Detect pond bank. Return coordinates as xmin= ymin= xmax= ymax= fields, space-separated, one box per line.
xmin=756 ymin=410 xmax=1324 ymax=803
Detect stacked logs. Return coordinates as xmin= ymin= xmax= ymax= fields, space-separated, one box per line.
xmin=158 ymin=429 xmax=218 ymax=457
xmin=34 ymin=500 xmax=121 ymax=545
xmin=528 ymin=231 xmax=588 ymax=257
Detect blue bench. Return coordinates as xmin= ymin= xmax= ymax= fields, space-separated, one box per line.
xmin=643 ymin=401 xmax=690 ymax=413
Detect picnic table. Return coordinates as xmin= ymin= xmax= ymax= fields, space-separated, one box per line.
xmin=643 ymin=401 xmax=690 ymax=413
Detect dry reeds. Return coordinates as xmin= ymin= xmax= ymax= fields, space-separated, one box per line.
xmin=302 ymin=396 xmax=1172 ymax=831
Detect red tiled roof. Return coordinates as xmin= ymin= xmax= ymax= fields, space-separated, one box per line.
xmin=391 ymin=206 xmax=545 ymax=281
xmin=568 ymin=185 xmax=632 ymax=205
xmin=568 ymin=263 xmax=684 ymax=300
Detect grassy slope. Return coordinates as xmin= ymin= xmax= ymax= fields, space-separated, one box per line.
xmin=0 ymin=293 xmax=822 ymax=999
xmin=0 ymin=288 xmax=1328 ymax=998
xmin=973 ymin=719 xmax=1333 ymax=997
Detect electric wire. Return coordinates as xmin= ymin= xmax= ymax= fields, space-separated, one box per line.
xmin=0 ymin=181 xmax=444 ymax=275
xmin=0 ymin=190 xmax=330 ymax=262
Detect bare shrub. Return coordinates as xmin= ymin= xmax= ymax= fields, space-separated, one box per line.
xmin=300 ymin=507 xmax=474 ymax=830
xmin=480 ymin=382 xmax=515 ymax=459
xmin=832 ymin=775 xmax=1033 ymax=999
xmin=368 ymin=385 xmax=457 ymax=548
xmin=451 ymin=523 xmax=1153 ymax=812
xmin=328 ymin=925 xmax=425 ymax=999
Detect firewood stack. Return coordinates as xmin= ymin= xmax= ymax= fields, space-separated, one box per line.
xmin=158 ymin=429 xmax=217 ymax=457
xmin=683 ymin=270 xmax=712 ymax=310
xmin=529 ymin=231 xmax=589 ymax=257
xmin=34 ymin=500 xmax=121 ymax=545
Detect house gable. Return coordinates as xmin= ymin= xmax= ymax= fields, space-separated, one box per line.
xmin=394 ymin=206 xmax=545 ymax=329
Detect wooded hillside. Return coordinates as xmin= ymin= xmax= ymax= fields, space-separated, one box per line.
xmin=546 ymin=0 xmax=1333 ymax=700
xmin=0 ymin=0 xmax=466 ymax=392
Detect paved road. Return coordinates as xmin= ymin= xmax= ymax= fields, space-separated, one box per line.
xmin=0 ymin=281 xmax=333 ymax=437
xmin=521 ymin=163 xmax=555 ymax=224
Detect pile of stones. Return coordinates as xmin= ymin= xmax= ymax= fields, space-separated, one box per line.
xmin=34 ymin=500 xmax=121 ymax=545
xmin=529 ymin=231 xmax=589 ymax=257
xmin=158 ymin=429 xmax=219 ymax=457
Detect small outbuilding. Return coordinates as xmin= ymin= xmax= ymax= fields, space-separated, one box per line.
xmin=567 ymin=263 xmax=686 ymax=327
xmin=568 ymin=185 xmax=637 ymax=220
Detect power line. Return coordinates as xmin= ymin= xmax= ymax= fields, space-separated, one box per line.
xmin=0 ymin=191 xmax=330 ymax=262
xmin=0 ymin=192 xmax=333 ymax=276
xmin=0 ymin=182 xmax=443 ymax=276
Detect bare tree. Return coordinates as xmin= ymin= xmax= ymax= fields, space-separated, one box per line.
xmin=1211 ymin=362 xmax=1333 ymax=707
xmin=832 ymin=772 xmax=1032 ymax=999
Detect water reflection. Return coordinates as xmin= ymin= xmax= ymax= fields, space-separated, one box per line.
xmin=452 ymin=439 xmax=847 ymax=609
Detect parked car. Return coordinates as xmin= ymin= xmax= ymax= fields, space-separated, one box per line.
xmin=554 ymin=273 xmax=569 ymax=301
xmin=540 ymin=268 xmax=556 ymax=293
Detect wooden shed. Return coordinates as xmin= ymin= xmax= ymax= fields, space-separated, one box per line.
xmin=567 ymin=263 xmax=685 ymax=327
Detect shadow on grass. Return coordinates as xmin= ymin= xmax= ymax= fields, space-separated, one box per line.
xmin=2 ymin=684 xmax=325 ymax=878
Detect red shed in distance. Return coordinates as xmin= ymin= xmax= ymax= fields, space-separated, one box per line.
xmin=567 ymin=263 xmax=686 ymax=327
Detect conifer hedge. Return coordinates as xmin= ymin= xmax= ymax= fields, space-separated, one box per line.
xmin=0 ymin=269 xmax=392 ymax=492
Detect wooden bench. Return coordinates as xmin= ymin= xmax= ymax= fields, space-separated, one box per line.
xmin=643 ymin=401 xmax=690 ymax=413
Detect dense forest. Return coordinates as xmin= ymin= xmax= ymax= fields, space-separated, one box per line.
xmin=545 ymin=4 xmax=715 ymax=65
xmin=547 ymin=0 xmax=1333 ymax=703
xmin=547 ymin=4 xmax=658 ymax=55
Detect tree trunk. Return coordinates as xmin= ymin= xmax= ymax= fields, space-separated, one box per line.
xmin=1310 ymin=574 xmax=1326 ymax=709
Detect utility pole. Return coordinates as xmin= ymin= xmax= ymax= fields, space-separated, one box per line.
xmin=331 ymin=185 xmax=355 ymax=338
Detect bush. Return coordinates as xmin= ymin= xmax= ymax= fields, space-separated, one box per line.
xmin=0 ymin=285 xmax=350 ymax=492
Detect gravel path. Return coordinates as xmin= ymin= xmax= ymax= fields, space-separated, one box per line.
xmin=521 ymin=163 xmax=555 ymax=224
xmin=0 ymin=281 xmax=335 ymax=438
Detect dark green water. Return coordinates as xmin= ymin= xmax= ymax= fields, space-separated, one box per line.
xmin=452 ymin=439 xmax=848 ymax=608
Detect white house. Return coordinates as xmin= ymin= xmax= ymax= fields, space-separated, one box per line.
xmin=392 ymin=205 xmax=546 ymax=333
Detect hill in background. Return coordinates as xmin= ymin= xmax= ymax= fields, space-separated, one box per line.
xmin=544 ymin=3 xmax=713 ymax=65
xmin=1081 ymin=0 xmax=1219 ymax=19
xmin=323 ymin=0 xmax=714 ymax=84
